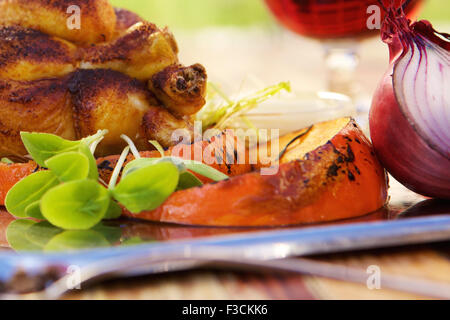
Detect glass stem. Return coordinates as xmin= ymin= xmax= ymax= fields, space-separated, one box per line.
xmin=323 ymin=41 xmax=360 ymax=99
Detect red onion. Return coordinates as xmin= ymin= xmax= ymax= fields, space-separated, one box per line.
xmin=370 ymin=8 xmax=450 ymax=199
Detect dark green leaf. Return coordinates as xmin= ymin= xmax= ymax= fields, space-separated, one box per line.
xmin=103 ymin=200 xmax=123 ymax=220
xmin=177 ymin=171 xmax=203 ymax=190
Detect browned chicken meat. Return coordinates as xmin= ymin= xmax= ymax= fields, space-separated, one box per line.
xmin=0 ymin=0 xmax=207 ymax=158
xmin=0 ymin=0 xmax=117 ymax=44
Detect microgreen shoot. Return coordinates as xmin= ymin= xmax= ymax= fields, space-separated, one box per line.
xmin=108 ymin=146 xmax=130 ymax=189
xmin=149 ymin=140 xmax=165 ymax=157
xmin=196 ymin=81 xmax=291 ymax=130
xmin=121 ymin=134 xmax=141 ymax=159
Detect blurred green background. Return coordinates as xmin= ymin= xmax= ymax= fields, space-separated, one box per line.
xmin=110 ymin=0 xmax=448 ymax=30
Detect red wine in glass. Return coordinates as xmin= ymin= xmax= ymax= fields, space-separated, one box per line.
xmin=264 ymin=0 xmax=425 ymax=39
xmin=263 ymin=0 xmax=425 ymax=100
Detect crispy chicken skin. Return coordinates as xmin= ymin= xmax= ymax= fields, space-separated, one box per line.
xmin=0 ymin=0 xmax=116 ymax=44
xmin=0 ymin=26 xmax=77 ymax=81
xmin=114 ymin=7 xmax=143 ymax=37
xmin=149 ymin=64 xmax=207 ymax=116
xmin=0 ymin=22 xmax=182 ymax=82
xmin=0 ymin=77 xmax=76 ymax=157
xmin=68 ymin=69 xmax=160 ymax=155
xmin=80 ymin=22 xmax=179 ymax=81
xmin=141 ymin=108 xmax=194 ymax=149
xmin=68 ymin=69 xmax=193 ymax=155
xmin=0 ymin=0 xmax=206 ymax=157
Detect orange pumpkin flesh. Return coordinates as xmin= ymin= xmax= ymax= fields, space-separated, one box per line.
xmin=123 ymin=118 xmax=388 ymax=226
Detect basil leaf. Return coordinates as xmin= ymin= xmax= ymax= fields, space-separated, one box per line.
xmin=25 ymin=201 xmax=45 ymax=220
xmin=41 ymin=180 xmax=110 ymax=230
xmin=6 ymin=219 xmax=41 ymax=251
xmin=112 ymin=162 xmax=179 ymax=214
xmin=44 ymin=230 xmax=110 ymax=252
xmin=5 ymin=171 xmax=60 ymax=218
xmin=177 ymin=171 xmax=203 ymax=190
xmin=78 ymin=143 xmax=99 ymax=180
xmin=159 ymin=157 xmax=187 ymax=172
xmin=103 ymin=200 xmax=123 ymax=220
xmin=45 ymin=152 xmax=90 ymax=182
xmin=20 ymin=132 xmax=80 ymax=167
xmin=182 ymin=160 xmax=228 ymax=181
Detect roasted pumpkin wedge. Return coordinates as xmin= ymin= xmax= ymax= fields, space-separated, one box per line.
xmin=122 ymin=118 xmax=388 ymax=226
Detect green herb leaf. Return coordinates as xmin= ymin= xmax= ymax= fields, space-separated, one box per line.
xmin=177 ymin=171 xmax=203 ymax=190
xmin=159 ymin=157 xmax=187 ymax=173
xmin=41 ymin=180 xmax=110 ymax=230
xmin=44 ymin=230 xmax=110 ymax=252
xmin=183 ymin=160 xmax=228 ymax=181
xmin=112 ymin=162 xmax=179 ymax=214
xmin=45 ymin=152 xmax=90 ymax=182
xmin=20 ymin=132 xmax=81 ymax=167
xmin=25 ymin=201 xmax=45 ymax=220
xmin=5 ymin=171 xmax=60 ymax=218
xmin=122 ymin=158 xmax=161 ymax=178
xmin=103 ymin=200 xmax=123 ymax=220
xmin=20 ymin=130 xmax=107 ymax=168
xmin=78 ymin=143 xmax=99 ymax=180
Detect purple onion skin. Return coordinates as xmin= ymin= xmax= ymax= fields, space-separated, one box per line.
xmin=370 ymin=66 xmax=450 ymax=199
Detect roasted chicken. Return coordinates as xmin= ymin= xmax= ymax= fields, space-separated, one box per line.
xmin=0 ymin=0 xmax=207 ymax=158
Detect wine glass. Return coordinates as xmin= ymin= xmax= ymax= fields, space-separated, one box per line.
xmin=263 ymin=0 xmax=425 ymax=98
